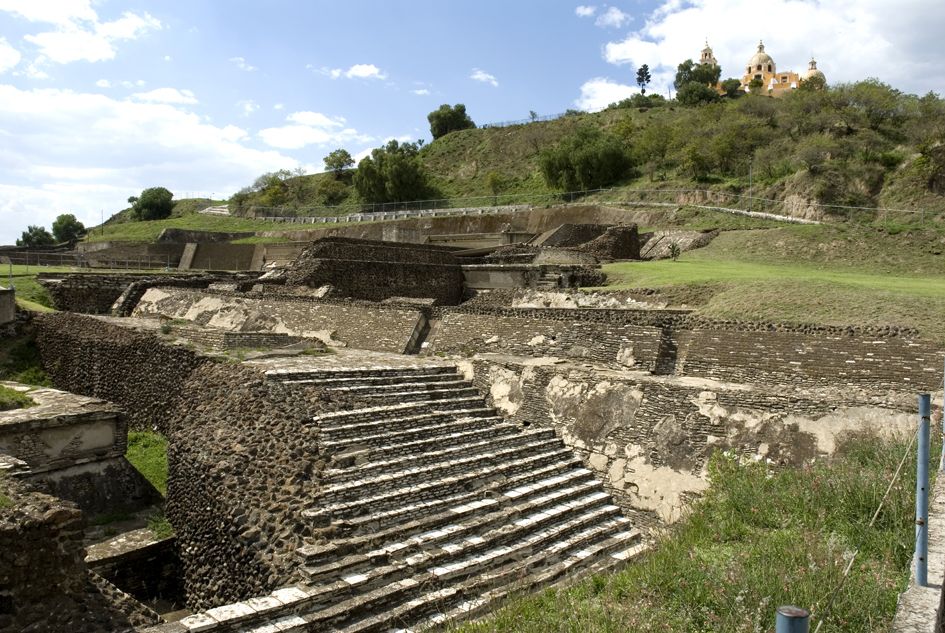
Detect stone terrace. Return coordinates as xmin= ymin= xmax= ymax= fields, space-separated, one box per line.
xmin=146 ymin=359 xmax=644 ymax=633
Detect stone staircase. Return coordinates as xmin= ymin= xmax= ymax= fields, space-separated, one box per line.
xmin=171 ymin=365 xmax=644 ymax=632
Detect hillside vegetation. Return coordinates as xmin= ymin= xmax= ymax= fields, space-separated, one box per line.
xmin=227 ymin=80 xmax=945 ymax=218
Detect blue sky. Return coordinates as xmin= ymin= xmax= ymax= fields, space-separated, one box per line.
xmin=1 ymin=0 xmax=944 ymax=245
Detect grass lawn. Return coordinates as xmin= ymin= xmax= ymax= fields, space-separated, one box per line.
xmin=85 ymin=213 xmax=334 ymax=243
xmin=602 ymin=226 xmax=945 ymax=342
xmin=456 ymin=433 xmax=931 ymax=633
xmin=126 ymin=431 xmax=168 ymax=496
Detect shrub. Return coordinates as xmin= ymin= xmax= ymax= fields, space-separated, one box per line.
xmin=539 ymin=126 xmax=633 ymax=191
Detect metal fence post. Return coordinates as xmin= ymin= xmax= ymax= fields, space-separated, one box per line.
xmin=917 ymin=393 xmax=931 ymax=587
xmin=776 ymin=606 xmax=809 ymax=633
xmin=941 ymin=356 xmax=945 ymax=471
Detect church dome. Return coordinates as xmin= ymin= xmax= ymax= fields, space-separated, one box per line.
xmin=748 ymin=41 xmax=774 ymax=69
xmin=806 ymin=57 xmax=825 ymax=81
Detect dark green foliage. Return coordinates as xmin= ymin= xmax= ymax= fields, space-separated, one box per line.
xmin=353 ymin=140 xmax=432 ymax=203
xmin=15 ymin=225 xmax=55 ymax=247
xmin=636 ymin=64 xmax=651 ymax=95
xmin=51 ymin=214 xmax=86 ymax=243
xmin=0 ymin=385 xmax=34 ymax=411
xmin=676 ymin=81 xmax=719 ymax=106
xmin=324 ymin=148 xmax=354 ymax=175
xmin=0 ymin=336 xmax=51 ymax=386
xmin=539 ymin=126 xmax=633 ymax=191
xmin=131 ymin=187 xmax=175 ymax=221
xmin=427 ymin=103 xmax=476 ymax=140
xmin=674 ymin=59 xmax=722 ymax=90
xmin=720 ymin=78 xmax=743 ymax=98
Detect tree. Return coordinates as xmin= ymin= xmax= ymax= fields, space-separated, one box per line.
xmin=427 ymin=104 xmax=476 ymax=140
xmin=676 ymin=81 xmax=719 ymax=106
xmin=674 ymin=59 xmax=721 ymax=90
xmin=324 ymin=149 xmax=354 ymax=176
xmin=529 ymin=110 xmax=538 ymax=122
xmin=353 ymin=140 xmax=432 ymax=204
xmin=16 ymin=225 xmax=55 ymax=247
xmin=51 ymin=214 xmax=85 ymax=243
xmin=131 ymin=187 xmax=175 ymax=220
xmin=720 ymin=78 xmax=744 ymax=99
xmin=539 ymin=126 xmax=634 ymax=191
xmin=485 ymin=171 xmax=504 ymax=205
xmin=636 ymin=64 xmax=652 ymax=95
xmin=748 ymin=77 xmax=765 ymax=95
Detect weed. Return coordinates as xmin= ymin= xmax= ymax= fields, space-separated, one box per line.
xmin=126 ymin=431 xmax=168 ymax=496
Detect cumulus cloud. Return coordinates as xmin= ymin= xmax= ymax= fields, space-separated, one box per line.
xmin=411 ymin=88 xmax=430 ymax=95
xmin=318 ymin=63 xmax=387 ymax=80
xmin=0 ymin=0 xmax=97 ymax=25
xmin=470 ymin=68 xmax=498 ymax=87
xmin=21 ymin=10 xmax=161 ymax=64
xmin=0 ymin=37 xmax=21 ymax=73
xmin=132 ymin=87 xmax=198 ymax=105
xmin=237 ymin=99 xmax=259 ymax=116
xmin=258 ymin=110 xmax=373 ymax=150
xmin=574 ymin=77 xmax=637 ymax=110
xmin=575 ymin=5 xmax=596 ymax=17
xmin=0 ymin=83 xmax=296 ymax=245
xmin=599 ymin=0 xmax=945 ymax=96
xmin=229 ymin=56 xmax=256 ymax=72
xmin=595 ymin=6 xmax=631 ymax=28
xmin=273 ymin=103 xmax=284 ymax=110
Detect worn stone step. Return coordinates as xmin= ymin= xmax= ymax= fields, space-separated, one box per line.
xmin=284 ymin=372 xmax=463 ymax=388
xmin=267 ymin=365 xmax=458 ymax=381
xmin=356 ymin=385 xmax=482 ymax=404
xmin=299 ymin=473 xmax=602 ymax=585
xmin=326 ymin=463 xmax=595 ymax=540
xmin=308 ymin=448 xmax=580 ymax=520
xmin=325 ymin=428 xmax=556 ymax=483
xmin=322 ymin=378 xmax=471 ymax=395
xmin=323 ymin=414 xmax=504 ymax=451
xmin=321 ymin=438 xmax=569 ymax=504
xmin=314 ymin=398 xmax=491 ymax=430
xmin=319 ymin=406 xmax=495 ymax=438
xmin=328 ymin=511 xmax=633 ymax=632
xmin=328 ymin=421 xmax=521 ymax=466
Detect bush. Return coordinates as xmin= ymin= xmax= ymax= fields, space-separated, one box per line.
xmin=539 ymin=126 xmax=633 ymax=191
xmin=51 ymin=214 xmax=86 ymax=243
xmin=131 ymin=187 xmax=174 ymax=221
xmin=428 ymin=104 xmax=476 ymax=140
xmin=353 ymin=140 xmax=433 ymax=204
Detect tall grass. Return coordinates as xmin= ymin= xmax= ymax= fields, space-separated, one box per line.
xmin=456 ymin=432 xmax=933 ymax=632
xmin=126 ymin=431 xmax=168 ymax=496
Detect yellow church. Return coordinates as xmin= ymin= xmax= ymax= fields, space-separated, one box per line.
xmin=701 ymin=40 xmax=826 ymax=96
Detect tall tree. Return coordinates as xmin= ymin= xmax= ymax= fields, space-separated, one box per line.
xmin=16 ymin=225 xmax=55 ymax=247
xmin=131 ymin=187 xmax=175 ymax=220
xmin=674 ymin=59 xmax=721 ymax=90
xmin=51 ymin=214 xmax=86 ymax=243
xmin=324 ymin=148 xmax=354 ymax=176
xmin=427 ymin=104 xmax=476 ymax=140
xmin=636 ymin=64 xmax=652 ymax=95
xmin=353 ymin=140 xmax=432 ymax=204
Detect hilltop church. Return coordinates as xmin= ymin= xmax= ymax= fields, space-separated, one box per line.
xmin=700 ymin=40 xmax=826 ymax=96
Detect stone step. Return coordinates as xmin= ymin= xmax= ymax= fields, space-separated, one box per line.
xmin=355 ymin=385 xmax=482 ymax=404
xmin=308 ymin=448 xmax=581 ymax=520
xmin=283 ymin=372 xmax=463 ymax=388
xmin=266 ymin=365 xmax=458 ymax=382
xmin=328 ymin=421 xmax=521 ymax=466
xmin=317 ymin=509 xmax=633 ymax=632
xmin=321 ymin=437 xmax=569 ymax=505
xmin=321 ymin=378 xmax=471 ymax=395
xmin=323 ymin=414 xmax=504 ymax=451
xmin=325 ymin=428 xmax=556 ymax=483
xmin=326 ymin=463 xmax=595 ymax=539
xmin=314 ymin=398 xmax=491 ymax=430
xmin=298 ymin=472 xmax=602 ymax=585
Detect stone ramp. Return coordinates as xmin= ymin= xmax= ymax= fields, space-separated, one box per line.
xmin=154 ymin=363 xmax=644 ymax=633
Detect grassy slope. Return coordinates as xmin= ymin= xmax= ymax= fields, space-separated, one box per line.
xmin=85 ymin=212 xmax=332 ymax=243
xmin=603 ymin=223 xmax=945 ymax=342
xmin=457 ymin=433 xmax=932 ymax=633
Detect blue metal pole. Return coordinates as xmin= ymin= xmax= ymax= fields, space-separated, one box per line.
xmin=776 ymin=606 xmax=809 ymax=633
xmin=917 ymin=393 xmax=931 ymax=587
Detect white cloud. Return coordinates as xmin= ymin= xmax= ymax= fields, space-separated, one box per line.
xmin=470 ymin=68 xmax=498 ymax=87
xmin=163 ymin=55 xmax=171 ymax=62
xmin=575 ymin=5 xmax=596 ymax=17
xmin=20 ymin=10 xmax=160 ymax=64
xmin=229 ymin=56 xmax=257 ymax=72
xmin=411 ymin=88 xmax=430 ymax=95
xmin=600 ymin=0 xmax=945 ymax=96
xmin=319 ymin=63 xmax=387 ymax=80
xmin=273 ymin=103 xmax=284 ymax=110
xmin=95 ymin=78 xmax=110 ymax=88
xmin=0 ymin=0 xmax=97 ymax=25
xmin=595 ymin=6 xmax=631 ymax=28
xmin=0 ymin=83 xmax=297 ymax=245
xmin=237 ymin=99 xmax=258 ymax=116
xmin=132 ymin=88 xmax=198 ymax=105
xmin=258 ymin=110 xmax=372 ymax=150
xmin=0 ymin=37 xmax=21 ymax=73
xmin=574 ymin=77 xmax=637 ymax=110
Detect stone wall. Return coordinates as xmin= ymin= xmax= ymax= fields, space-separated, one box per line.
xmin=33 ymin=313 xmax=354 ymax=610
xmin=187 ymin=243 xmax=257 ymax=271
xmin=0 ymin=474 xmax=160 ymax=632
xmin=0 ymin=287 xmax=14 ymax=325
xmin=132 ymin=287 xmax=424 ymax=353
xmin=469 ymin=357 xmax=918 ymax=527
xmin=38 ymin=273 xmax=154 ymax=314
xmin=429 ymin=311 xmax=663 ymax=371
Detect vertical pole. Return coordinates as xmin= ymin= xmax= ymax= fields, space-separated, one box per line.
xmin=941 ymin=355 xmax=945 ymax=471
xmin=748 ymin=158 xmax=753 ymax=213
xmin=917 ymin=393 xmax=931 ymax=587
xmin=776 ymin=606 xmax=809 ymax=633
